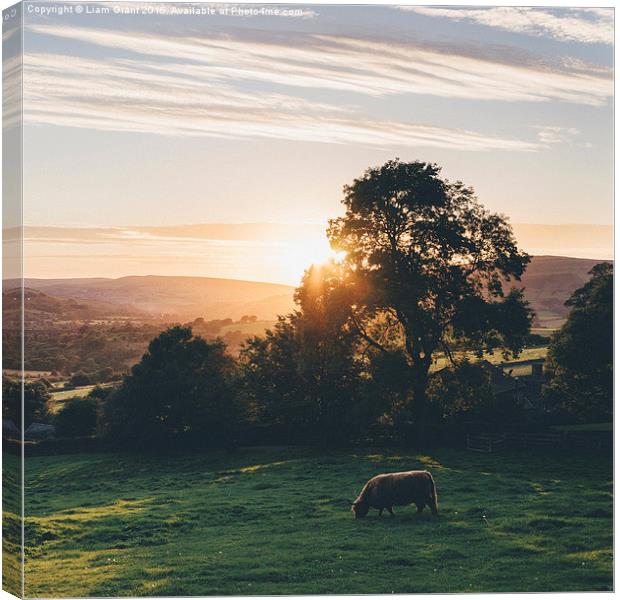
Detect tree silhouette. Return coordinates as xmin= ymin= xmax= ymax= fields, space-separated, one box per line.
xmin=2 ymin=378 xmax=50 ymax=430
xmin=240 ymin=261 xmax=379 ymax=444
xmin=327 ymin=159 xmax=532 ymax=441
xmin=102 ymin=326 xmax=239 ymax=445
xmin=544 ymin=262 xmax=613 ymax=422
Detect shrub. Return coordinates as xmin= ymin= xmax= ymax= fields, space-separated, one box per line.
xmin=55 ymin=398 xmax=98 ymax=438
xmin=69 ymin=371 xmax=93 ymax=387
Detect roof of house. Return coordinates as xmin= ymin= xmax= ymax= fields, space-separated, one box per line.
xmin=2 ymin=418 xmax=19 ymax=434
xmin=24 ymin=422 xmax=55 ymax=438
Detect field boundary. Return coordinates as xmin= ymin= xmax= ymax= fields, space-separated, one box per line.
xmin=466 ymin=430 xmax=611 ymax=453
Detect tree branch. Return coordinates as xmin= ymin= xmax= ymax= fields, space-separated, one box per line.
xmin=441 ymin=340 xmax=456 ymax=367
xmin=350 ymin=312 xmax=389 ymax=355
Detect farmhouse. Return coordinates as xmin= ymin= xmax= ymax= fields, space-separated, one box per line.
xmin=434 ymin=358 xmax=548 ymax=414
xmin=498 ymin=358 xmax=548 ymax=412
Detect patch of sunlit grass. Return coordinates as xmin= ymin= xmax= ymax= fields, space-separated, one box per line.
xmin=17 ymin=445 xmax=613 ymax=596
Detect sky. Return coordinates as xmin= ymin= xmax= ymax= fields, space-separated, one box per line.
xmin=3 ymin=2 xmax=615 ymax=284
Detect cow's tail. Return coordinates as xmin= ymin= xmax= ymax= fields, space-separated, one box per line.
xmin=427 ymin=472 xmax=438 ymax=515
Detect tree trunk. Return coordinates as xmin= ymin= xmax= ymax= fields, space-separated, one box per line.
xmin=411 ymin=361 xmax=431 ymax=448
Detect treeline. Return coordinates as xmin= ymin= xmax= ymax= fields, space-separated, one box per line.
xmin=4 ymin=257 xmax=610 ymax=449
xmin=2 ymin=321 xmax=161 ymax=374
xmin=3 ymin=160 xmax=612 ymax=448
xmin=2 ymin=315 xmax=265 ymax=377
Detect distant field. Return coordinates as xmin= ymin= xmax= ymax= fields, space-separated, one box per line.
xmin=494 ymin=347 xmax=548 ymax=364
xmin=18 ymin=446 xmax=612 ymax=596
xmin=49 ymin=384 xmax=115 ymax=413
xmin=531 ymin=328 xmax=558 ymax=338
xmin=431 ymin=346 xmax=548 ymax=372
xmin=534 ymin=312 xmax=567 ymax=329
xmin=50 ymin=386 xmax=98 ymax=402
xmin=219 ymin=320 xmax=276 ymax=336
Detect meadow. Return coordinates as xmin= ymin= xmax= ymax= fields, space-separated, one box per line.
xmin=49 ymin=384 xmax=115 ymax=414
xmin=17 ymin=446 xmax=612 ymax=596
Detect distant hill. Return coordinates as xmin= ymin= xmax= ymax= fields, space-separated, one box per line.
xmin=4 ymin=276 xmax=296 ymax=321
xmin=3 ymin=288 xmax=148 ymax=323
xmin=4 ymin=256 xmax=610 ymax=326
xmin=517 ymin=256 xmax=609 ymax=328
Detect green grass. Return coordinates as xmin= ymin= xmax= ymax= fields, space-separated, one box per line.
xmin=20 ymin=446 xmax=612 ymax=596
xmin=3 ymin=450 xmax=22 ymax=596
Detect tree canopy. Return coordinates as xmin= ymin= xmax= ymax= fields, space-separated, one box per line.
xmin=102 ymin=326 xmax=240 ymax=445
xmin=544 ymin=262 xmax=613 ymax=422
xmin=2 ymin=378 xmax=50 ymax=430
xmin=240 ymin=261 xmax=382 ymax=444
xmin=327 ymin=159 xmax=532 ymax=433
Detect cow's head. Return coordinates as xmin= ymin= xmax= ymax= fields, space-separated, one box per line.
xmin=351 ymin=500 xmax=369 ymax=519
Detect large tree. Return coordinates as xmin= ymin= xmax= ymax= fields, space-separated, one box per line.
xmin=327 ymin=159 xmax=532 ymax=437
xmin=544 ymin=262 xmax=613 ymax=422
xmin=102 ymin=326 xmax=240 ymax=445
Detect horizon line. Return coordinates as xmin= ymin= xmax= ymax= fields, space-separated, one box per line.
xmin=5 ymin=254 xmax=614 ymax=289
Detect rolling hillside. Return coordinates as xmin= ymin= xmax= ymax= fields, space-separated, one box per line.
xmin=518 ymin=256 xmax=608 ymax=328
xmin=3 ymin=288 xmax=147 ymax=323
xmin=4 ymin=256 xmax=609 ymax=326
xmin=4 ymin=276 xmax=295 ymax=321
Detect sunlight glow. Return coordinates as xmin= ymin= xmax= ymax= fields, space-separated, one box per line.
xmin=276 ymin=237 xmax=346 ymax=285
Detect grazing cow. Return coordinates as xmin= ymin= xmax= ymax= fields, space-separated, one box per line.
xmin=351 ymin=470 xmax=438 ymax=518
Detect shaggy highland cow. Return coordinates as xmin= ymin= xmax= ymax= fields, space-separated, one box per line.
xmin=351 ymin=470 xmax=438 ymax=518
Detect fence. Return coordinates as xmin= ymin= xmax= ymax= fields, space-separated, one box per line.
xmin=466 ymin=430 xmax=611 ymax=453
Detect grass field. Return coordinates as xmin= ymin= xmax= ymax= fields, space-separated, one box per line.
xmin=431 ymin=346 xmax=548 ymax=372
xmin=16 ymin=446 xmax=612 ymax=596
xmin=531 ymin=328 xmax=558 ymax=338
xmin=49 ymin=384 xmax=116 ymax=413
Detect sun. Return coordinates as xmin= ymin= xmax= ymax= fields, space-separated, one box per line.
xmin=277 ymin=237 xmax=345 ymax=285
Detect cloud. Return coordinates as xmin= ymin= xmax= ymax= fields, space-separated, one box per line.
xmin=401 ymin=7 xmax=613 ymax=45
xmin=2 ymin=54 xmax=22 ymax=130
xmin=20 ymin=23 xmax=611 ymax=149
xmin=22 ymin=49 xmax=539 ymax=152
xmin=28 ymin=25 xmax=612 ymax=107
xmin=535 ymin=126 xmax=580 ymax=145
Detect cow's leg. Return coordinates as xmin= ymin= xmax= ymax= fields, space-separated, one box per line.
xmin=378 ymin=508 xmax=384 ymax=516
xmin=416 ymin=503 xmax=425 ymax=513
xmin=387 ymin=506 xmax=394 ymax=516
xmin=427 ymin=500 xmax=438 ymax=516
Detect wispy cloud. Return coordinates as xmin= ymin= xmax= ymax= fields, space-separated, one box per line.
xmin=401 ymin=7 xmax=613 ymax=45
xmin=22 ymin=43 xmax=540 ymax=151
xmin=3 ymin=54 xmax=22 ymax=130
xmin=28 ymin=25 xmax=612 ymax=106
xmin=21 ymin=23 xmax=611 ymax=149
xmin=535 ymin=126 xmax=580 ymax=145
xmin=21 ymin=224 xmax=614 ymax=284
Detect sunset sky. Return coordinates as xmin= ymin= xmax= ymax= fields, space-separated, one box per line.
xmin=5 ymin=3 xmax=614 ymax=284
